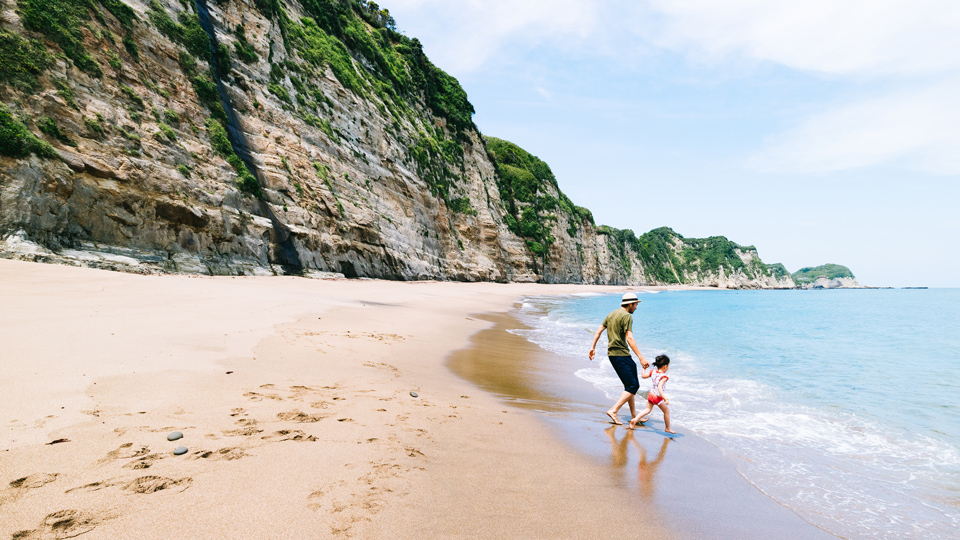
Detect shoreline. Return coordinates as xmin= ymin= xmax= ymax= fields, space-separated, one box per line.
xmin=0 ymin=259 xmax=673 ymax=539
xmin=0 ymin=258 xmax=840 ymax=539
xmin=446 ymin=306 xmax=838 ymax=539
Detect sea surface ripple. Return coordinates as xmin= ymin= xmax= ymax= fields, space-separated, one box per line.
xmin=511 ymin=289 xmax=960 ymax=540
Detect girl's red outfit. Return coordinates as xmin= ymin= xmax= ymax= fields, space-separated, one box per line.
xmin=647 ymin=369 xmax=668 ymax=404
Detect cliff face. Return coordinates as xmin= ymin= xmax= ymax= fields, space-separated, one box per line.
xmin=0 ymin=0 xmax=788 ymax=288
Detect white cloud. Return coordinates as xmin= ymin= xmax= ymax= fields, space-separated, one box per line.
xmin=389 ymin=0 xmax=960 ymax=76
xmin=387 ymin=0 xmax=960 ymax=174
xmin=644 ymin=0 xmax=960 ymax=76
xmin=387 ymin=0 xmax=602 ymax=72
xmin=750 ymin=80 xmax=960 ymax=174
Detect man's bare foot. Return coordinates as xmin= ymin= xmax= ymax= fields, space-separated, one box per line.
xmin=636 ymin=416 xmax=649 ymax=424
xmin=665 ymin=429 xmax=676 ymax=434
xmin=606 ymin=411 xmax=622 ymax=425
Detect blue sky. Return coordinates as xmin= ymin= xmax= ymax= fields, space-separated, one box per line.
xmin=386 ymin=0 xmax=960 ymax=287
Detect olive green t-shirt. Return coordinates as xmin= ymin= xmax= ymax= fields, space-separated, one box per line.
xmin=602 ymin=308 xmax=633 ymax=357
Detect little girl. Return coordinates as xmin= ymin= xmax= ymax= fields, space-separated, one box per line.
xmin=628 ymin=354 xmax=674 ymax=434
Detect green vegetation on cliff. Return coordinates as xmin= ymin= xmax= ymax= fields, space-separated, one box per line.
xmin=487 ymin=135 xmax=765 ymax=284
xmin=792 ymin=264 xmax=854 ymax=284
xmin=17 ymin=0 xmax=137 ymax=78
xmin=594 ymin=225 xmax=771 ymax=284
xmin=257 ymin=0 xmax=475 ymax=136
xmin=486 ymin=137 xmax=592 ymax=257
xmin=0 ymin=30 xmax=53 ymax=91
xmin=767 ymin=263 xmax=791 ymax=279
xmin=0 ymin=104 xmax=57 ymax=159
xmin=205 ymin=119 xmax=261 ymax=198
xmin=148 ymin=1 xmax=210 ymax=62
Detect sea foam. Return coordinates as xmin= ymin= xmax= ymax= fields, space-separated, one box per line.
xmin=512 ymin=292 xmax=960 ymax=540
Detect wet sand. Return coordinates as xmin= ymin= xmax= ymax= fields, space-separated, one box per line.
xmin=448 ymin=313 xmax=839 ymax=540
xmin=0 ymin=259 xmax=671 ymax=539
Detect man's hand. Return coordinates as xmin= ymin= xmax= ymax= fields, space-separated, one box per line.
xmin=589 ymin=325 xmax=605 ymax=361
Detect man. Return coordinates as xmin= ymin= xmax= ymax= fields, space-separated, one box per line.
xmin=589 ymin=292 xmax=649 ymax=425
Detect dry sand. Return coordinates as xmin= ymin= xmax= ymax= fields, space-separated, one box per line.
xmin=0 ymin=259 xmax=674 ymax=539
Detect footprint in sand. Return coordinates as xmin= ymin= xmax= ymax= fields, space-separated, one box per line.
xmin=1 ymin=473 xmax=59 ymax=506
xmin=191 ymin=447 xmax=246 ymax=461
xmin=277 ymin=410 xmax=324 ymax=423
xmin=243 ymin=391 xmax=283 ymax=402
xmin=224 ymin=426 xmax=263 ymax=437
xmin=64 ymin=481 xmax=116 ymax=494
xmin=362 ymin=362 xmax=399 ymax=375
xmin=67 ymin=476 xmax=192 ymax=495
xmin=124 ymin=476 xmax=192 ymax=494
xmin=223 ymin=418 xmax=263 ymax=437
xmin=307 ymin=489 xmax=325 ymax=511
xmin=122 ymin=454 xmax=164 ymax=470
xmin=99 ymin=443 xmax=150 ymax=463
xmin=11 ymin=509 xmax=107 ymax=539
xmin=265 ymin=430 xmax=318 ymax=442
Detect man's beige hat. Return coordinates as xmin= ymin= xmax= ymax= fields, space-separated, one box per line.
xmin=621 ymin=292 xmax=641 ymax=306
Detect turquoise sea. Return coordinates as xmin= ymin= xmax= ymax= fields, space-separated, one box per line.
xmin=512 ymin=289 xmax=960 ymax=540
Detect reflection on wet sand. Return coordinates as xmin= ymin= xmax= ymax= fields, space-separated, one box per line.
xmin=605 ymin=426 xmax=672 ymax=498
xmin=446 ymin=313 xmax=581 ymax=413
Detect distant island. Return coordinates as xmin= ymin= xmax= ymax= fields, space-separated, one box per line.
xmin=790 ymin=264 xmax=860 ymax=289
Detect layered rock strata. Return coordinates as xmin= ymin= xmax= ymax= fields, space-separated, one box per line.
xmin=0 ymin=0 xmax=798 ymax=288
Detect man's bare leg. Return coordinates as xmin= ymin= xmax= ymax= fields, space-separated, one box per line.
xmin=606 ymin=391 xmax=635 ymax=424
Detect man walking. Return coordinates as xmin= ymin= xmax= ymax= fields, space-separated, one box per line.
xmin=589 ymin=292 xmax=649 ymax=425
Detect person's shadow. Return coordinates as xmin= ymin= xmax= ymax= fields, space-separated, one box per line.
xmin=604 ymin=426 xmax=672 ymax=498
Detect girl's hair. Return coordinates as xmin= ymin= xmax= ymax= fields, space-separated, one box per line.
xmin=653 ymin=354 xmax=670 ymax=368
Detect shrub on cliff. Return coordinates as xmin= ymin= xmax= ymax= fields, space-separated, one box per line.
xmin=0 ymin=105 xmax=57 ymax=159
xmin=148 ymin=1 xmax=210 ymax=62
xmin=0 ymin=30 xmax=53 ymax=91
xmin=205 ymin=119 xmax=262 ymax=198
xmin=18 ymin=0 xmax=138 ymax=78
xmin=486 ymin=137 xmax=591 ymax=260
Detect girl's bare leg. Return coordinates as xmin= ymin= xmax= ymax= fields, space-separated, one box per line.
xmin=658 ymin=403 xmax=674 ymax=434
xmin=629 ymin=402 xmax=655 ymax=429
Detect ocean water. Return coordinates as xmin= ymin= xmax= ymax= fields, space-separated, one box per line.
xmin=511 ymin=289 xmax=960 ymax=540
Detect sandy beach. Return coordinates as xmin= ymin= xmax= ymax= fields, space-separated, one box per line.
xmin=0 ymin=259 xmax=833 ymax=539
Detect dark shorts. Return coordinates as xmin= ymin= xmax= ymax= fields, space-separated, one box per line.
xmin=608 ymin=355 xmax=639 ymax=395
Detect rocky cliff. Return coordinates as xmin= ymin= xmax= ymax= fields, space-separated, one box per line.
xmin=0 ymin=0 xmax=793 ymax=288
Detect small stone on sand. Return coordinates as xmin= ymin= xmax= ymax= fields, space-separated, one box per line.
xmin=167 ymin=431 xmax=183 ymax=441
xmin=173 ymin=446 xmax=188 ymax=455
xmin=410 ymin=392 xmax=418 ymax=398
